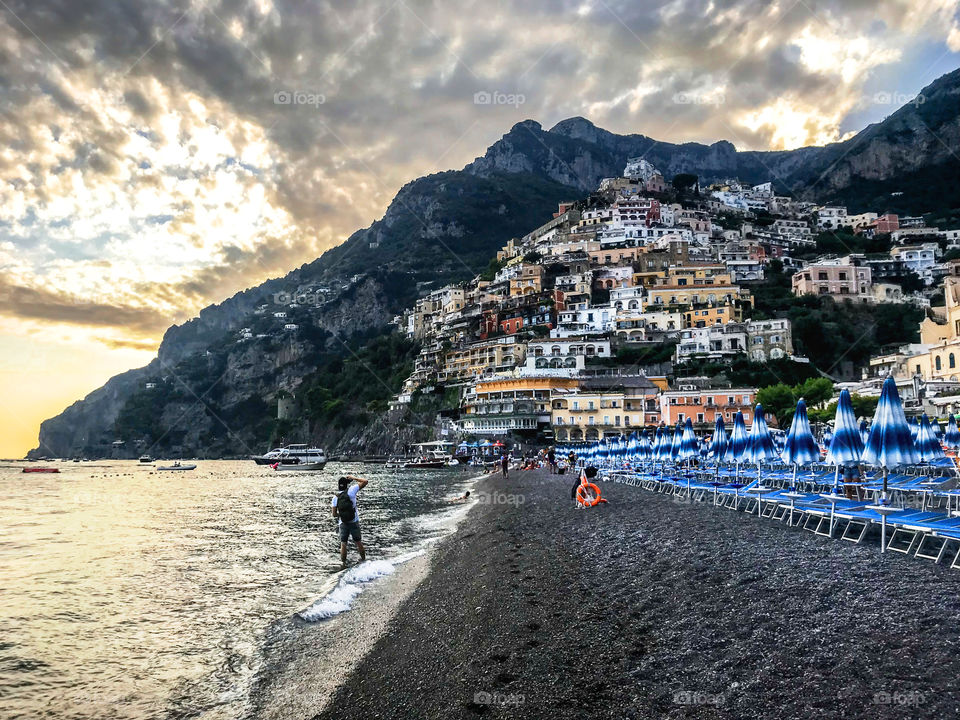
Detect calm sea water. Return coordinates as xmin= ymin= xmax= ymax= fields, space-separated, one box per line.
xmin=0 ymin=460 xmax=476 ymax=719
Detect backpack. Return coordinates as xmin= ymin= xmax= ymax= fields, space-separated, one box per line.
xmin=337 ymin=489 xmax=356 ymax=522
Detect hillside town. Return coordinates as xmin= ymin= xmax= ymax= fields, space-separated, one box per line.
xmin=381 ymin=159 xmax=960 ymax=445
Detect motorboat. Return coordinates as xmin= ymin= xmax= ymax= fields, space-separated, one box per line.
xmin=384 ymin=457 xmax=407 ymax=469
xmin=252 ymin=445 xmax=326 ymax=467
xmin=157 ymin=462 xmax=197 ymax=471
xmin=139 ymin=455 xmax=153 ymax=463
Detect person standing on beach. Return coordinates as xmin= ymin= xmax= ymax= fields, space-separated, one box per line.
xmin=331 ymin=475 xmax=368 ymax=567
xmin=500 ymin=453 xmax=510 ymax=478
xmin=547 ymin=447 xmax=557 ymax=474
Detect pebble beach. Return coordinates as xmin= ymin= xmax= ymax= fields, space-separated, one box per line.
xmin=315 ymin=467 xmax=960 ymax=720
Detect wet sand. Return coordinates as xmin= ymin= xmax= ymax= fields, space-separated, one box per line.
xmin=311 ymin=468 xmax=960 ymax=719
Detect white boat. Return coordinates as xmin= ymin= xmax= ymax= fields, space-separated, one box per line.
xmin=157 ymin=462 xmax=197 ymax=471
xmin=384 ymin=457 xmax=407 ymax=469
xmin=252 ymin=444 xmax=326 ymax=467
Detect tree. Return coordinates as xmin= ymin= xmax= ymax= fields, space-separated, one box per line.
xmin=672 ymin=173 xmax=698 ymax=194
xmin=756 ymin=383 xmax=797 ymax=426
xmin=793 ymin=377 xmax=834 ymax=408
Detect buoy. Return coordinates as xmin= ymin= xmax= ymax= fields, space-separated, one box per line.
xmin=576 ymin=476 xmax=602 ymax=507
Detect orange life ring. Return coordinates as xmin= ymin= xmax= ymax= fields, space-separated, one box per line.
xmin=576 ymin=481 xmax=602 ymax=507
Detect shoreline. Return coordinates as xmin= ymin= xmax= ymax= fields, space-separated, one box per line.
xmin=246 ymin=470 xmax=491 ymax=719
xmin=310 ymin=467 xmax=960 ymax=719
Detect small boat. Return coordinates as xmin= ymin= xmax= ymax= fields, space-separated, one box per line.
xmin=23 ymin=467 xmax=60 ymax=473
xmin=157 ymin=462 xmax=197 ymax=471
xmin=139 ymin=455 xmax=153 ymax=463
xmin=270 ymin=461 xmax=326 ymax=472
xmin=384 ymin=457 xmax=407 ymax=469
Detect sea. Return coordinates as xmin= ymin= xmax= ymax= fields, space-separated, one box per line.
xmin=0 ymin=460 xmax=478 ymax=719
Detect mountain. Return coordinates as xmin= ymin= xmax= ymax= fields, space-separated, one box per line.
xmin=30 ymin=68 xmax=960 ymax=458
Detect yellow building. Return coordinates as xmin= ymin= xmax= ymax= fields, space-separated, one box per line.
xmin=683 ymin=305 xmax=735 ymax=328
xmin=508 ymin=264 xmax=544 ymax=296
xmin=551 ymin=376 xmax=662 ymax=441
xmin=890 ymin=277 xmax=960 ymax=381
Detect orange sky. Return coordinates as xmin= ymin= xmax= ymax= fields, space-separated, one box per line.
xmin=0 ymin=331 xmax=154 ymax=458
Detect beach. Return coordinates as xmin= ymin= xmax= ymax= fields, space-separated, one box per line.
xmin=314 ymin=468 xmax=960 ymax=719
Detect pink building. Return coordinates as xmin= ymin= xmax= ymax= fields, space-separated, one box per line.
xmin=792 ymin=263 xmax=872 ymax=301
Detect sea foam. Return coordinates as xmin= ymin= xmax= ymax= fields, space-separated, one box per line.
xmin=299 ymin=552 xmax=423 ymax=621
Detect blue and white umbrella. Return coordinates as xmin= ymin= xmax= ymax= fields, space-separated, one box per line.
xmin=626 ymin=432 xmax=639 ymax=463
xmin=863 ymin=378 xmax=920 ymax=473
xmin=915 ymin=413 xmax=945 ymax=463
xmin=670 ymin=422 xmax=684 ymax=463
xmin=908 ymin=415 xmax=919 ymax=441
xmin=826 ymin=389 xmax=864 ymax=480
xmin=945 ymin=416 xmax=960 ymax=449
xmin=744 ymin=404 xmax=780 ymax=514
xmin=709 ymin=416 xmax=728 ymax=462
xmin=636 ymin=430 xmax=652 ymax=464
xmin=655 ymin=427 xmax=672 ymax=464
xmin=932 ymin=418 xmax=944 ymax=440
xmin=678 ymin=418 xmax=699 ymax=462
xmin=859 ymin=420 xmax=869 ymax=445
xmin=724 ymin=411 xmax=749 ymax=465
xmin=744 ymin=404 xmax=779 ymax=465
xmin=782 ymin=398 xmax=820 ymax=469
xmin=862 ymin=377 xmax=920 ymax=551
xmin=781 ymin=397 xmax=821 ymax=515
xmin=863 ymin=376 xmax=920 ymax=495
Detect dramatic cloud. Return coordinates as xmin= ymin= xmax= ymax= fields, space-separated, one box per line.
xmin=0 ymin=0 xmax=957 ymax=343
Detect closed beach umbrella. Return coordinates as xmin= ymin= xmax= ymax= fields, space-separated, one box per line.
xmin=678 ymin=418 xmax=699 ymax=462
xmin=862 ymin=376 xmax=920 ymax=551
xmin=822 ymin=428 xmax=833 ymax=448
xmin=826 ymin=389 xmax=864 ymax=469
xmin=932 ymin=418 xmax=944 ymax=440
xmin=863 ymin=378 xmax=920 ymax=474
xmin=745 ymin=404 xmax=780 ymax=514
xmin=670 ymin=422 xmax=684 ymax=463
xmin=782 ymin=398 xmax=820 ymax=469
xmin=915 ymin=414 xmax=945 ymax=463
xmin=724 ymin=411 xmax=749 ymax=464
xmin=709 ymin=416 xmax=728 ymax=462
xmin=945 ymin=416 xmax=960 ymax=449
xmin=636 ymin=430 xmax=651 ymax=464
xmin=745 ymin=404 xmax=779 ymax=465
xmin=656 ymin=427 xmax=672 ymax=463
xmin=626 ymin=431 xmax=639 ymax=463
xmin=781 ymin=397 xmax=821 ymax=517
xmin=859 ymin=420 xmax=869 ymax=445
xmin=908 ymin=415 xmax=919 ymax=441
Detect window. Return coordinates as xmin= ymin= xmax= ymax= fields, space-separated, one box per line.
xmin=818 ymin=272 xmax=828 ymax=280
xmin=588 ymin=401 xmax=595 ymax=410
xmin=951 ymin=354 xmax=956 ymax=369
xmin=936 ymin=356 xmax=942 ymax=371
xmin=604 ymin=416 xmax=610 ymax=425
xmin=697 ymin=413 xmax=705 ymax=423
xmin=573 ymin=401 xmax=579 ymax=410
xmin=838 ymin=272 xmax=847 ymax=281
xmin=588 ymin=416 xmax=595 ymax=425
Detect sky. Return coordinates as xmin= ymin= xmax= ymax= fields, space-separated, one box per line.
xmin=1 ymin=0 xmax=959 ymax=457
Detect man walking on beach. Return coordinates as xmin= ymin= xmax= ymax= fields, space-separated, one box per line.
xmin=332 ymin=475 xmax=368 ymax=567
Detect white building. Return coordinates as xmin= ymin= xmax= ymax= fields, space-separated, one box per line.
xmin=817 ymin=206 xmax=848 ymax=230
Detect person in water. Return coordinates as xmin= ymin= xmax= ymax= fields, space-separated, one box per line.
xmin=448 ymin=491 xmax=471 ymax=503
xmin=331 ymin=475 xmax=368 ymax=567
